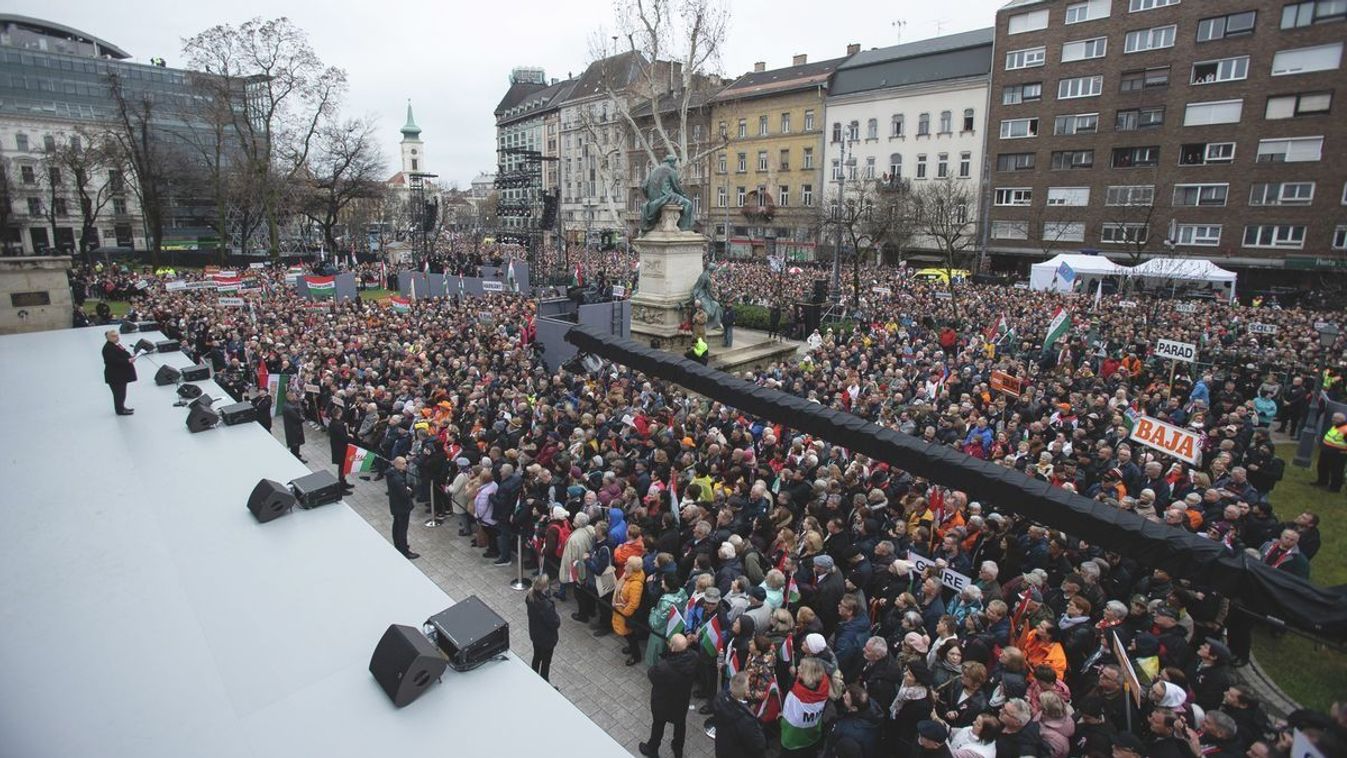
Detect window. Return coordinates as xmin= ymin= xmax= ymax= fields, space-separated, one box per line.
xmin=939 ymin=111 xmax=952 ymax=134
xmin=1242 ymin=224 xmax=1307 ymax=248
xmin=1272 ymin=43 xmax=1344 ymax=76
xmin=1102 ymin=223 xmax=1150 ymax=243
xmin=1249 ymin=182 xmax=1315 ymax=205
xmin=918 ymin=113 xmax=930 ymax=136
xmin=26 ymin=197 xmax=40 ymax=215
xmin=1112 ymin=146 xmax=1160 ymax=167
xmin=1106 ymin=185 xmax=1156 ymax=205
xmin=1044 ymin=221 xmax=1087 ymax=242
xmin=891 ymin=114 xmax=905 ymax=136
xmin=48 ymin=167 xmax=61 ymax=185
xmin=15 ymin=133 xmax=27 ymax=151
xmin=1047 ymin=187 xmax=1091 ymax=206
xmin=736 ymin=186 xmax=746 ymax=206
xmin=20 ymin=165 xmax=35 ymax=184
xmin=411 ymin=159 xmax=418 ymax=171
xmin=738 ymin=119 xmax=747 ymax=138
xmin=1130 ymin=0 xmax=1180 ymax=11
xmin=802 ymin=184 xmax=814 ymax=206
xmin=1003 ymin=82 xmax=1043 ymax=105
xmin=1009 ymin=8 xmax=1050 ymax=33
xmin=1059 ymin=75 xmax=1104 ymax=99
xmin=1256 ymin=136 xmax=1324 ymax=162
xmin=1055 ymin=112 xmax=1100 ymax=135
xmin=1197 ymin=11 xmax=1257 ymax=41
xmin=1266 ymin=92 xmax=1333 ymax=118
xmin=108 ymin=170 xmax=124 ymax=192
xmin=1173 ymin=183 xmax=1229 ymax=206
xmin=803 ymin=147 xmax=814 ymax=169
xmin=1179 ymin=141 xmax=1236 ymax=164
xmin=997 ymin=152 xmax=1036 ymax=171
xmin=1124 ymin=25 xmax=1177 ymax=53
xmin=43 ymin=135 xmax=55 ymax=152
xmin=1066 ymin=0 xmax=1111 ymax=24
xmin=1175 ymin=224 xmax=1222 ymax=246
xmin=1006 ymin=47 xmax=1047 ymax=70
xmin=53 ymin=198 xmax=67 ymax=216
xmin=757 ymin=151 xmax=768 ymax=171
xmin=759 ymin=115 xmax=769 ymax=136
xmin=889 ymin=153 xmax=903 ymax=178
xmin=781 ymin=112 xmax=791 ymax=133
xmin=718 ymin=153 xmax=727 ymax=173
xmin=847 ymin=120 xmax=860 ymax=141
xmin=963 ymin=109 xmax=975 ymax=132
xmin=937 ymin=153 xmax=949 ymax=178
xmin=916 ymin=154 xmax=928 ymax=179
xmin=1116 ymin=106 xmax=1165 ymax=130
xmin=737 ymin=152 xmax=747 ymax=172
xmin=804 ymin=110 xmax=815 ymax=131
xmin=1282 ymin=1 xmax=1347 ymax=28
xmin=1120 ymin=66 xmax=1170 ymax=91
xmin=779 ymin=185 xmax=790 ymax=207
xmin=992 ymin=221 xmax=1030 ymax=240
xmin=1183 ymin=99 xmax=1244 ymax=126
xmin=1051 ymin=149 xmax=1096 ymax=169
xmin=866 ymin=118 xmax=879 ymax=140
xmin=717 ymin=186 xmax=727 ymax=207
xmin=832 ymin=159 xmax=843 ymax=180
xmin=1000 ymin=118 xmax=1040 ymax=138
xmin=1062 ymin=37 xmax=1109 ymax=62
xmin=1334 ymin=225 xmax=1347 ymax=249
xmin=1191 ymin=56 xmax=1250 ymax=85
xmin=779 ymin=149 xmax=791 ymax=171
xmin=959 ymin=152 xmax=972 ymax=178
xmin=865 ymin=157 xmax=876 ymax=179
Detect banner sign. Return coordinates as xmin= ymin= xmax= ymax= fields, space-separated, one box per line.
xmin=185 ymin=281 xmax=218 ymax=290
xmin=218 ymin=297 xmax=245 ymax=307
xmin=165 ymin=281 xmax=187 ymax=292
xmin=871 ymin=286 xmax=892 ymax=296
xmin=248 ymin=262 xmax=267 ymax=269
xmin=1128 ymin=414 xmax=1202 ymax=465
xmin=612 ymin=285 xmax=626 ymax=298
xmin=1175 ymin=302 xmax=1198 ymax=314
xmin=907 ymin=551 xmax=973 ymax=593
xmin=990 ymin=370 xmax=1022 ymax=398
xmin=1112 ymin=631 xmax=1143 ymax=708
xmin=1119 ymin=300 xmax=1137 ymax=309
xmin=1247 ymin=323 xmax=1278 ymax=335
xmin=1154 ymin=338 xmax=1197 ymax=363
xmin=481 ymin=280 xmax=505 ymax=292
xmin=934 ymin=290 xmax=952 ymax=300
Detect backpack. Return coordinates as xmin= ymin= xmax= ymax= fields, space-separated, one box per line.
xmin=551 ymin=521 xmax=573 ymax=558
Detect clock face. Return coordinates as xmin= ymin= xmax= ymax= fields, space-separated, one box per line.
xmin=411 ymin=149 xmax=418 ymax=155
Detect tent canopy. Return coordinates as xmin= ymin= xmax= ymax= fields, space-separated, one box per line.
xmin=1029 ymin=254 xmax=1130 ymax=292
xmin=1128 ymin=257 xmax=1237 ymax=283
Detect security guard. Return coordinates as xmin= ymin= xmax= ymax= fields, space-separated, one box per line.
xmin=1314 ymin=412 xmax=1347 ymax=493
xmin=686 ymin=337 xmax=709 ymax=366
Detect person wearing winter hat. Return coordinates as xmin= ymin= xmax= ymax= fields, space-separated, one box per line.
xmin=890 ymin=659 xmax=935 ymax=750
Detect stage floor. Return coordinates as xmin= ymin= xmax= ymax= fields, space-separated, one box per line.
xmin=0 ymin=326 xmax=628 ymax=757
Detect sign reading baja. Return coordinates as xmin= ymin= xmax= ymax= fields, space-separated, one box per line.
xmin=1154 ymin=338 xmax=1196 ymax=363
xmin=1129 ymin=415 xmax=1202 ymax=465
xmin=990 ymin=370 xmax=1022 ymax=398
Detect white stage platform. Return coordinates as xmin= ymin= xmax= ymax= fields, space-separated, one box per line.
xmin=0 ymin=326 xmax=629 ymax=758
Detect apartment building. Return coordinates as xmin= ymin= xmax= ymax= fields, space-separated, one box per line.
xmin=984 ymin=0 xmax=1346 ymax=271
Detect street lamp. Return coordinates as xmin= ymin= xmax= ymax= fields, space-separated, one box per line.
xmin=1293 ymin=322 xmax=1341 ymax=467
xmin=766 ymin=229 xmax=781 ymax=308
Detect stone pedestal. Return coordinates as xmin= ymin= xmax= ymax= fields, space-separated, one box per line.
xmin=0 ymin=256 xmax=72 ymax=334
xmin=629 ymin=205 xmax=712 ymax=349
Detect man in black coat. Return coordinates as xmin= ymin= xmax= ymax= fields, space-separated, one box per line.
xmin=386 ymin=456 xmax=417 ymax=560
xmin=328 ymin=407 xmax=353 ymax=493
xmin=282 ymin=392 xmax=305 ymax=461
xmin=490 ymin=463 xmax=523 ymax=565
xmin=251 ymin=384 xmax=273 ymax=432
xmin=641 ymin=634 xmax=699 ymax=758
xmin=712 ymin=672 xmax=766 ymax=758
xmin=101 ymin=330 xmax=137 ymax=415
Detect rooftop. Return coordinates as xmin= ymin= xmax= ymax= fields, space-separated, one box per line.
xmin=0 ymin=13 xmax=130 ymax=59
xmin=713 ymin=56 xmax=846 ymax=103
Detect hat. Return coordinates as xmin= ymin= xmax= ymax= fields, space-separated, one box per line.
xmin=1113 ymin=733 xmax=1145 ymax=754
xmin=748 ymin=586 xmax=767 ymax=602
xmin=702 ymin=587 xmax=722 ymax=604
xmin=1154 ymin=605 xmax=1179 ymax=620
xmin=917 ymin=720 xmax=948 ymax=742
xmin=813 ymin=555 xmax=835 ymax=572
xmin=454 ymin=457 xmax=470 ymax=468
xmin=550 ymin=505 xmax=568 ymax=521
xmin=804 ymin=633 xmax=828 ymax=654
xmin=1204 ymin=637 xmax=1232 ymax=662
xmin=904 ymin=632 xmax=930 ymax=654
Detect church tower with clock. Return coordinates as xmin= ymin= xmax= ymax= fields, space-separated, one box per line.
xmin=400 ymin=100 xmax=424 ymax=174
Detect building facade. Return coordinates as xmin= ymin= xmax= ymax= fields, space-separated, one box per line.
xmin=620 ymin=89 xmax=718 ymax=236
xmin=709 ymin=51 xmax=851 ymax=260
xmin=825 ymin=29 xmax=994 ymax=262
xmin=984 ymin=0 xmax=1347 ymax=271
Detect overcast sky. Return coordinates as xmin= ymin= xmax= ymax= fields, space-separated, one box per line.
xmin=21 ymin=0 xmax=1007 ymax=186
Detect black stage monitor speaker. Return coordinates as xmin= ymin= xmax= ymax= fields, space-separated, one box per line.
xmin=426 ymin=595 xmax=510 ymax=672
xmin=220 ymin=402 xmax=258 ymax=426
xmin=190 ymin=394 xmax=215 ymax=411
xmin=368 ymin=624 xmax=447 ymax=708
xmin=177 ymin=383 xmax=203 ymax=400
xmin=134 ymin=338 xmax=155 ymax=354
xmin=180 ymin=363 xmax=210 ymax=382
xmin=136 ymin=321 xmax=159 ymax=333
xmin=186 ymin=404 xmax=219 ymax=433
xmin=155 ymin=364 xmax=182 ymax=386
xmin=812 ymin=278 xmax=829 ymax=304
xmin=247 ymin=479 xmax=296 ymax=523
xmin=155 ymin=339 xmax=181 ymax=353
xmin=119 ymin=320 xmax=137 ymax=334
xmin=290 ymin=469 xmax=343 ymax=509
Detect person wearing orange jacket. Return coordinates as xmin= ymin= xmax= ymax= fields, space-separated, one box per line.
xmin=613 ymin=555 xmax=647 ymax=666
xmin=1017 ymin=617 xmax=1068 ymax=681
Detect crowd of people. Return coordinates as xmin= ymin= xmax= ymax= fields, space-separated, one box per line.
xmin=82 ymin=252 xmax=1346 ymax=758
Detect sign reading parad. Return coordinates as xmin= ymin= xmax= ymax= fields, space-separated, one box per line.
xmin=1129 ymin=415 xmax=1202 ymax=465
xmin=1154 ymin=338 xmax=1197 ymax=363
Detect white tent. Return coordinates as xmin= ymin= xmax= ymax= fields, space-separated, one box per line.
xmin=1128 ymin=258 xmax=1238 ymax=300
xmin=1029 ymin=254 xmax=1130 ymax=293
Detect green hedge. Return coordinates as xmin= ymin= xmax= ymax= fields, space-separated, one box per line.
xmin=732 ymin=303 xmax=772 ymax=330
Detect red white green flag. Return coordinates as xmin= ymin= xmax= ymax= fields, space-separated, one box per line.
xmin=389 ymin=295 xmax=411 ymax=314
xmin=699 ymin=614 xmax=723 ymax=657
xmin=305 ymin=275 xmax=336 ymax=298
xmin=780 ymin=679 xmax=830 ymax=750
xmin=342 ymin=444 xmax=377 ymax=476
xmin=757 ymin=677 xmax=782 ymax=723
xmin=665 ymin=605 xmax=685 ymax=639
xmin=786 ymin=576 xmax=801 ymax=606
xmin=779 ymin=635 xmax=794 ymax=663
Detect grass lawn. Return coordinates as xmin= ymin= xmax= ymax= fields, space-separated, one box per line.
xmin=81 ymin=299 xmax=132 ymax=319
xmin=1249 ymin=443 xmax=1347 ymax=712
xmin=359 ymin=288 xmax=393 ymax=301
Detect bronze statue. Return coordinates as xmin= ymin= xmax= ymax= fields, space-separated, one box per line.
xmin=640 ymin=155 xmax=695 ymax=233
xmin=690 ymin=263 xmax=722 ymax=330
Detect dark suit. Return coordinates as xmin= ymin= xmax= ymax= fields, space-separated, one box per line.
xmin=282 ymin=402 xmax=305 ymax=458
xmin=647 ymin=648 xmax=699 ymax=756
xmin=102 ymin=339 xmax=136 ymax=413
xmin=386 ymin=467 xmax=414 ymax=556
xmin=329 ymin=416 xmax=350 ymax=484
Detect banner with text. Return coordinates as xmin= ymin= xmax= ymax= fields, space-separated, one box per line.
xmin=1128 ymin=414 xmax=1202 ymax=465
xmin=907 ymin=551 xmax=973 ymax=593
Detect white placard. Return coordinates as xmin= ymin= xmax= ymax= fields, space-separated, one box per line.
xmin=1154 ymin=338 xmax=1196 ymax=363
xmin=1119 ymin=300 xmax=1137 ymax=309
xmin=611 ymin=285 xmax=626 ymax=297
xmin=1247 ymin=323 xmax=1278 ymax=335
xmin=248 ymin=262 xmax=267 ymax=269
xmin=185 ymin=281 xmax=219 ymax=290
xmin=1175 ymin=302 xmax=1198 ymax=314
xmin=907 ymin=551 xmax=973 ymax=593
xmin=481 ymin=280 xmax=504 ymax=292
xmin=164 ymin=281 xmax=187 ymax=292
xmin=871 ymin=286 xmax=892 ymax=296
xmin=218 ymin=297 xmax=245 ymax=307
xmin=934 ymin=291 xmax=952 ymax=300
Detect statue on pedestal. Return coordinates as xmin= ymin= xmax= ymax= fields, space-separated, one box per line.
xmin=690 ymin=263 xmax=722 ymax=330
xmin=640 ymin=155 xmax=695 ymax=233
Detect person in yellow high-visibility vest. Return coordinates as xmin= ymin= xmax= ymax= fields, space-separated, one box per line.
xmin=685 ymin=337 xmax=709 ymax=366
xmin=1314 ymin=412 xmax=1347 ymax=493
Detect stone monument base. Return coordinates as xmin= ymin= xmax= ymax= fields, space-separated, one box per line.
xmin=0 ymin=256 xmax=72 ymax=334
xmin=629 ymin=205 xmax=710 ymax=350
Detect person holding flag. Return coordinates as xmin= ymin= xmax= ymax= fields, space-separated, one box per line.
xmin=645 ymin=574 xmax=689 ymax=667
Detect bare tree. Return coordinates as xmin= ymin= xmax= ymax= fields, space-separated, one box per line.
xmin=300 ymin=116 xmax=386 ymax=253
xmin=183 ymin=17 xmax=347 ymax=260
xmin=0 ymin=156 xmax=16 ymax=254
xmin=911 ymin=178 xmax=979 ymax=273
xmin=822 ymin=177 xmax=915 ymax=306
xmin=104 ymin=71 xmax=170 ymax=264
xmin=47 ymin=131 xmax=117 ymax=255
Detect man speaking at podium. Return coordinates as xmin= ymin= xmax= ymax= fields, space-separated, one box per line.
xmin=102 ymin=329 xmax=137 ymax=416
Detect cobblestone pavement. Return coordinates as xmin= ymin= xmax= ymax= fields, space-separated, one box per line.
xmin=274 ymin=422 xmax=716 ymax=758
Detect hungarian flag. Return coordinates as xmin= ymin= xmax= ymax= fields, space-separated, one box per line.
xmin=780 ymin=678 xmax=830 ymax=750
xmin=785 ymin=576 xmax=800 ymax=606
xmin=305 ymin=275 xmax=336 ymax=298
xmin=757 ymin=677 xmax=782 ymax=723
xmin=1121 ymin=406 xmax=1142 ymax=434
xmin=700 ymin=614 xmax=724 ymax=657
xmin=267 ymin=374 xmax=291 ymax=416
xmin=779 ymin=635 xmax=794 ymax=663
xmin=212 ymin=275 xmax=242 ymax=292
xmin=984 ymin=315 xmax=1007 ymax=343
xmin=665 ymin=605 xmax=685 ymax=639
xmin=343 ymin=444 xmax=377 ymax=477
xmin=390 ymin=295 xmax=411 ymax=314
xmin=1045 ymin=306 xmax=1071 ymax=348
xmin=571 ymin=264 xmax=583 ymax=287
xmin=724 ymin=648 xmax=741 ymax=677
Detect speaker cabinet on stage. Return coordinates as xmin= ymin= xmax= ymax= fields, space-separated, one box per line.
xmin=219 ymin=402 xmax=258 ymax=426
xmin=247 ymin=479 xmax=296 ymax=523
xmin=119 ymin=320 xmax=136 ymax=334
xmin=134 ymin=339 xmax=155 ymax=354
xmin=177 ymin=383 xmax=203 ymax=400
xmin=155 ymin=339 xmax=181 ymax=353
xmin=811 ymin=278 xmax=829 ymax=304
xmin=368 ymin=624 xmax=447 ymax=708
xmin=426 ymin=595 xmax=510 ymax=672
xmin=180 ymin=363 xmax=210 ymax=382
xmin=154 ymin=365 xmax=182 ymax=386
xmin=186 ymin=404 xmax=219 ymax=433
xmin=290 ymin=469 xmax=343 ymax=509
xmin=120 ymin=320 xmax=157 ymax=334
